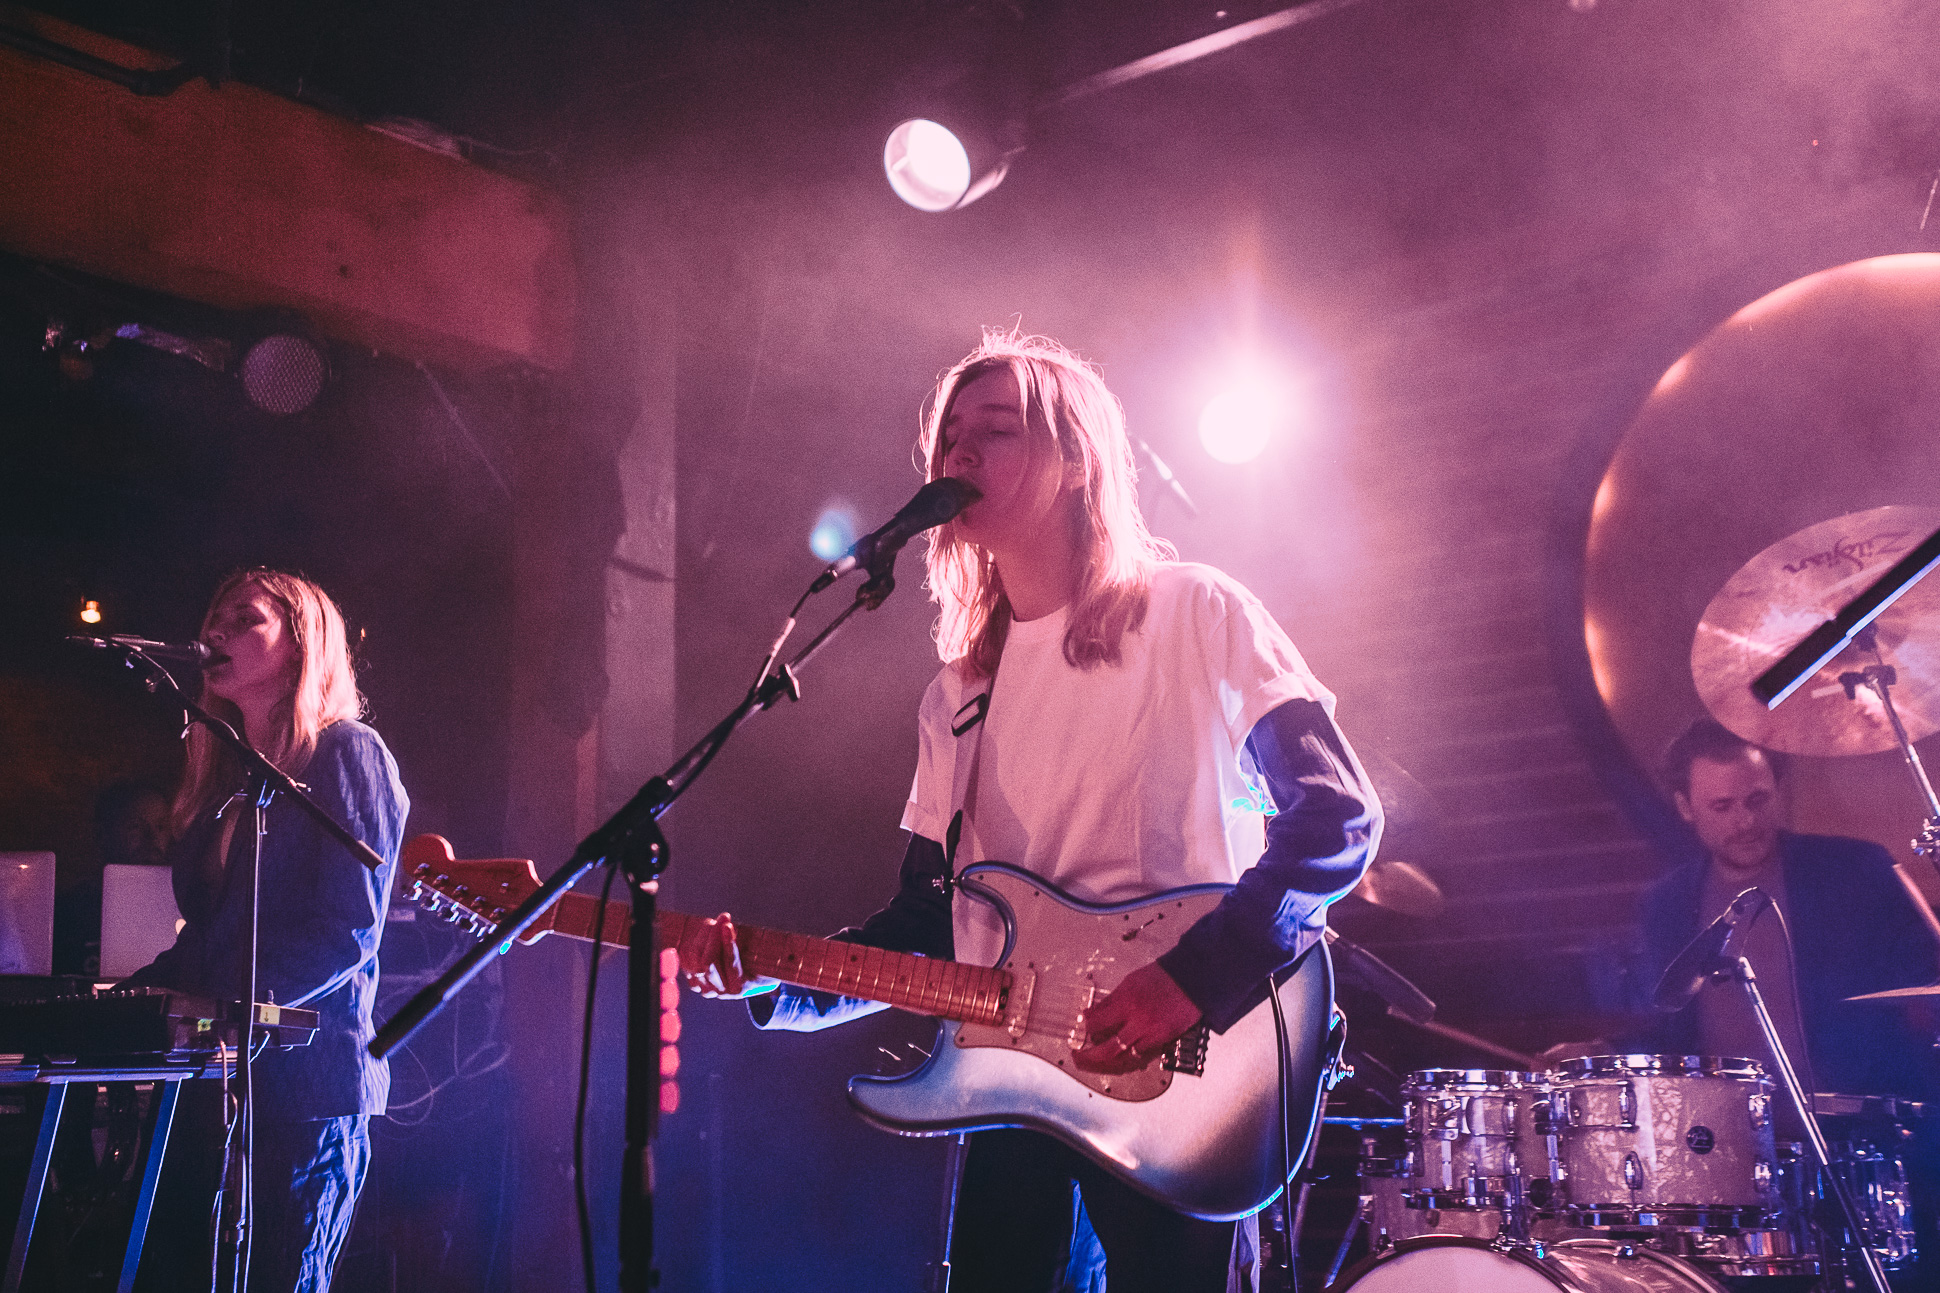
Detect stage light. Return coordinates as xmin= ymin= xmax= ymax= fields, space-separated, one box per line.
xmin=1197 ymin=381 xmax=1287 ymax=465
xmin=240 ymin=333 xmax=329 ymax=415
xmin=884 ymin=116 xmax=1018 ymax=212
xmin=79 ymin=599 xmax=102 ymax=625
xmin=810 ymin=504 xmax=860 ymax=561
xmin=885 ymin=120 xmax=972 ymax=211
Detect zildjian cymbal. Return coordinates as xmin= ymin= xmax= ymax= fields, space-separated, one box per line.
xmin=1691 ymin=505 xmax=1940 ymax=757
xmin=1349 ymin=858 xmax=1445 ymax=919
xmin=1846 ymin=981 xmax=1940 ymax=1002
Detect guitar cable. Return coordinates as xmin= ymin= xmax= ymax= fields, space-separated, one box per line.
xmin=1267 ymin=959 xmax=1298 ymax=1293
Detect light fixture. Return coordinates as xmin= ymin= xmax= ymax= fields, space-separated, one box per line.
xmin=884 ymin=116 xmax=1019 ymax=212
xmin=86 ymin=315 xmax=330 ymax=414
xmin=79 ymin=599 xmax=102 ymax=625
xmin=239 ymin=333 xmax=329 ymax=415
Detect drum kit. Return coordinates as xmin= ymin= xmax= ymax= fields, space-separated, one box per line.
xmin=1332 ymin=1058 xmax=1926 ymax=1291
xmin=1317 ymin=507 xmax=1940 ymax=1291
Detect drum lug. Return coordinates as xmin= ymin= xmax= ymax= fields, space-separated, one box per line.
xmin=1622 ymin=1150 xmax=1644 ymax=1193
xmin=1619 ymin=1080 xmax=1637 ymax=1130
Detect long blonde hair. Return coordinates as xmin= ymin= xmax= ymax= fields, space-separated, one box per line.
xmin=170 ymin=569 xmax=365 ymax=836
xmin=920 ymin=332 xmax=1175 ymax=679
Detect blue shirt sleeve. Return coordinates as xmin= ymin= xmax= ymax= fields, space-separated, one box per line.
xmin=253 ymin=721 xmax=408 ymax=1008
xmin=1158 ymin=698 xmax=1382 ymax=1032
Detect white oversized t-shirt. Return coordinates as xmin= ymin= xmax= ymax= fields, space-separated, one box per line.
xmin=901 ymin=561 xmax=1334 ymax=970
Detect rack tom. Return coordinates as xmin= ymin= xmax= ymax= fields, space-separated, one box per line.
xmin=1402 ymin=1069 xmax=1552 ymax=1212
xmin=1549 ymin=1055 xmax=1779 ymax=1229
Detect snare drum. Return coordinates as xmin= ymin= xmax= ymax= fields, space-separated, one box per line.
xmin=1548 ymin=1055 xmax=1779 ymax=1229
xmin=1356 ymin=1155 xmax=1503 ymax=1250
xmin=1402 ymin=1069 xmax=1551 ymax=1211
xmin=1333 ymin=1236 xmax=1728 ymax=1293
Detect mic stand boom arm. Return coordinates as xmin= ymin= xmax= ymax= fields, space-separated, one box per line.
xmin=371 ymin=566 xmax=894 ymax=1293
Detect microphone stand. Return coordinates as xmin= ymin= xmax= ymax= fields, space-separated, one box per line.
xmin=94 ymin=642 xmax=386 ymax=1291
xmin=371 ymin=562 xmax=901 ymax=1293
xmin=1729 ymin=954 xmax=1892 ymax=1293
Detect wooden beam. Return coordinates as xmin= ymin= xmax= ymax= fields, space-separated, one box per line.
xmin=0 ymin=9 xmax=576 ymax=372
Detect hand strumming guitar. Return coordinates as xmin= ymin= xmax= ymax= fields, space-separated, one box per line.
xmin=675 ymin=912 xmax=779 ymax=999
xmin=1072 ymin=962 xmax=1203 ymax=1075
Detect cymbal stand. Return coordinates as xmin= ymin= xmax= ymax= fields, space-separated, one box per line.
xmin=1731 ymin=954 xmax=1891 ymax=1293
xmin=1839 ymin=625 xmax=1940 ymax=865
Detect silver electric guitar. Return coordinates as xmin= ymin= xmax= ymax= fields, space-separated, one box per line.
xmin=400 ymin=834 xmax=1335 ymax=1220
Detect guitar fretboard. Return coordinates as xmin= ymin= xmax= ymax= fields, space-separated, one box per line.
xmin=543 ymin=890 xmax=1007 ymax=1026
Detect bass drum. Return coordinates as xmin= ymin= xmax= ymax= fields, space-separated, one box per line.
xmin=1334 ymin=1237 xmax=1727 ymax=1293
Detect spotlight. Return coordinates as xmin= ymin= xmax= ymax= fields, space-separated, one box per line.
xmin=240 ymin=333 xmax=329 ymax=415
xmin=79 ymin=599 xmax=102 ymax=625
xmin=1197 ymin=380 xmax=1289 ymax=465
xmin=884 ymin=117 xmax=1017 ymax=212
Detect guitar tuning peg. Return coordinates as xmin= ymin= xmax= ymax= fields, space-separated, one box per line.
xmin=413 ymin=862 xmax=432 ymax=877
xmin=407 ymin=880 xmax=423 ymax=900
xmin=423 ymin=894 xmax=443 ymax=912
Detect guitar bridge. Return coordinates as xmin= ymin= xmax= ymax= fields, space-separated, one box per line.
xmin=1161 ymin=1026 xmax=1209 ymax=1077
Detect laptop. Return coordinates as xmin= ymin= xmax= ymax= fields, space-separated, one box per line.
xmin=101 ymin=864 xmax=185 ymax=980
xmin=0 ymin=852 xmax=56 ymax=975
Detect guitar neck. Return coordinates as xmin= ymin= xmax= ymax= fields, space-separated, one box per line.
xmin=544 ymin=891 xmax=1006 ymax=1027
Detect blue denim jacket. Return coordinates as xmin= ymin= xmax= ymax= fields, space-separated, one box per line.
xmin=133 ymin=719 xmax=408 ymax=1120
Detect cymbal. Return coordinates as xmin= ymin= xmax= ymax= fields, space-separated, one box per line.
xmin=1691 ymin=505 xmax=1940 ymax=757
xmin=1350 ymin=858 xmax=1445 ymax=919
xmin=1361 ymin=750 xmax=1442 ymax=836
xmin=1846 ymin=981 xmax=1940 ymax=1003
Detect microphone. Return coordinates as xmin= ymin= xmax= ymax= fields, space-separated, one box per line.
xmin=69 ymin=635 xmax=213 ymax=670
xmin=1652 ymin=886 xmax=1771 ymax=1013
xmin=811 ymin=477 xmax=981 ymax=591
xmin=1135 ymin=438 xmax=1199 ymax=519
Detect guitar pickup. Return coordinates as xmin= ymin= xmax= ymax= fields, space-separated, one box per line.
xmin=1004 ymin=972 xmax=1035 ymax=1040
xmin=1161 ymin=1026 xmax=1209 ymax=1077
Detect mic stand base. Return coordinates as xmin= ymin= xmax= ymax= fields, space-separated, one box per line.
xmin=1732 ymin=956 xmax=1891 ymax=1293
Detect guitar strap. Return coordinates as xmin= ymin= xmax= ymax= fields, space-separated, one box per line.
xmin=942 ymin=681 xmax=992 ymax=892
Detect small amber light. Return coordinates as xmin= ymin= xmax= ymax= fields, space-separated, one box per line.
xmin=80 ymin=599 xmax=103 ymax=625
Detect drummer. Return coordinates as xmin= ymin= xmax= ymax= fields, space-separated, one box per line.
xmin=1635 ymin=718 xmax=1938 ymax=1100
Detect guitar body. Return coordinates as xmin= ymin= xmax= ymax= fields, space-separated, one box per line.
xmin=847 ymin=863 xmax=1334 ymax=1221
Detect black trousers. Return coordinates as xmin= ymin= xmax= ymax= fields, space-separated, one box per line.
xmin=949 ymin=1129 xmax=1236 ymax=1293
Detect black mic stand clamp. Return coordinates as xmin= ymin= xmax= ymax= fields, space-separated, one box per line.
xmin=1730 ymin=955 xmax=1892 ymax=1293
xmin=1838 ymin=625 xmax=1940 ymax=866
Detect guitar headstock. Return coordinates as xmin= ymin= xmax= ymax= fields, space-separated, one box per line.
xmin=400 ymin=834 xmax=554 ymax=945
